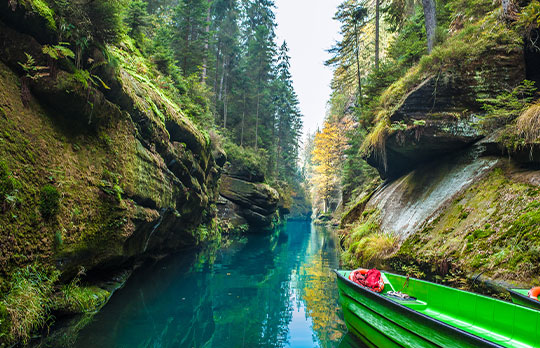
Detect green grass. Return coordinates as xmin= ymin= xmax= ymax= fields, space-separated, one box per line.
xmin=341 ymin=209 xmax=398 ymax=268
xmin=55 ymin=283 xmax=110 ymax=314
xmin=0 ymin=265 xmax=59 ymax=345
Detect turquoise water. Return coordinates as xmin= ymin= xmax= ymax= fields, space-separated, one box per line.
xmin=73 ymin=220 xmax=362 ymax=348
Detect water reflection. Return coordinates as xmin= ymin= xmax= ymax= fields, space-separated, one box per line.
xmin=72 ymin=221 xmax=348 ymax=347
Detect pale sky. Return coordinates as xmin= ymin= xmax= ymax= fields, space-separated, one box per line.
xmin=274 ymin=0 xmax=342 ymax=140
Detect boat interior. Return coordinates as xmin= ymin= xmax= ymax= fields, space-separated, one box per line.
xmin=338 ymin=271 xmax=540 ymax=347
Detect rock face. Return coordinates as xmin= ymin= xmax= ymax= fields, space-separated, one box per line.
xmin=0 ymin=20 xmax=224 ymax=279
xmin=217 ymin=174 xmax=280 ymax=231
xmin=366 ymin=149 xmax=499 ymax=241
xmin=365 ymin=48 xmax=525 ymax=179
xmin=344 ymin=31 xmax=540 ymax=286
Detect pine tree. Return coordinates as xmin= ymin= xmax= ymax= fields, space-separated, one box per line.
xmin=242 ymin=0 xmax=277 ymax=149
xmin=326 ymin=1 xmax=369 ymax=107
xmin=125 ymin=0 xmax=149 ymax=41
xmin=209 ymin=0 xmax=242 ymax=129
xmin=173 ymin=0 xmax=211 ymax=76
xmin=273 ymin=41 xmax=302 ymax=180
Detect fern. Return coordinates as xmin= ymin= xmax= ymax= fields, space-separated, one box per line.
xmin=42 ymin=43 xmax=75 ymax=60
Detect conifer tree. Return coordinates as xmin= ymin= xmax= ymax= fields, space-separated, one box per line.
xmin=273 ymin=41 xmax=302 ymax=180
xmin=125 ymin=0 xmax=149 ymax=41
xmin=173 ymin=0 xmax=211 ymax=76
xmin=242 ymin=0 xmax=277 ymax=149
xmin=326 ymin=1 xmax=369 ymax=107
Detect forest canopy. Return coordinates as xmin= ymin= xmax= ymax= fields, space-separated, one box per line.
xmin=10 ymin=0 xmax=304 ymax=186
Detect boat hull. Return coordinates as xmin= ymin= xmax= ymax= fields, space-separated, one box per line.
xmin=335 ymin=271 xmax=530 ymax=348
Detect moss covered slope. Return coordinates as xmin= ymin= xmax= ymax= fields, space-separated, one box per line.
xmin=0 ymin=10 xmax=225 ymax=345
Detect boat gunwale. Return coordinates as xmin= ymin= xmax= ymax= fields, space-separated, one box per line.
xmin=334 ymin=270 xmax=505 ymax=348
xmin=508 ymin=288 xmax=540 ymax=309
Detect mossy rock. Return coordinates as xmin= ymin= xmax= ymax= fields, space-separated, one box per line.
xmin=219 ymin=175 xmax=279 ymax=214
xmin=53 ymin=285 xmax=110 ymax=317
xmin=361 ymin=12 xmax=525 ymax=179
xmin=0 ymin=0 xmax=57 ymax=43
xmin=0 ymin=302 xmax=9 ymax=342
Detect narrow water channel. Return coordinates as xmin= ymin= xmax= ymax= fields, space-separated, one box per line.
xmin=73 ymin=220 xmax=362 ymax=347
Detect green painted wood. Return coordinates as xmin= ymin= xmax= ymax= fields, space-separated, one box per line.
xmin=336 ymin=270 xmax=540 ymax=348
xmin=509 ymin=289 xmax=540 ymax=311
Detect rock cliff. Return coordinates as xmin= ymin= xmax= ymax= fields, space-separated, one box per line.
xmin=0 ymin=18 xmax=225 ymax=283
xmin=343 ymin=14 xmax=540 ymax=291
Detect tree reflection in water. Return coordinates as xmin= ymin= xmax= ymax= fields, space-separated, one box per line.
xmin=70 ymin=221 xmax=348 ymax=348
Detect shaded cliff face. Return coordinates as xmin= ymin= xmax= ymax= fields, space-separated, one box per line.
xmin=0 ymin=20 xmax=224 ymax=281
xmin=361 ymin=11 xmax=526 ymax=180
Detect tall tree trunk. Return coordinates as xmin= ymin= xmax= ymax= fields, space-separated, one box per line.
xmin=354 ymin=22 xmax=363 ymax=107
xmin=276 ymin=114 xmax=283 ymax=175
xmin=240 ymin=96 xmax=246 ymax=146
xmin=422 ymin=0 xmax=437 ymax=54
xmin=255 ymin=93 xmax=260 ymax=149
xmin=213 ymin=39 xmax=221 ymax=100
xmin=218 ymin=59 xmax=226 ymax=100
xmin=375 ymin=0 xmax=380 ymax=71
xmin=223 ymin=65 xmax=228 ymax=128
xmin=201 ymin=0 xmax=211 ymax=82
xmin=241 ymin=93 xmax=246 ymax=146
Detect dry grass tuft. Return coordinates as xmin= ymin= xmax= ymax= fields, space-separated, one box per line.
xmin=516 ymin=102 xmax=540 ymax=143
xmin=360 ymin=119 xmax=390 ymax=170
xmin=353 ymin=232 xmax=399 ymax=267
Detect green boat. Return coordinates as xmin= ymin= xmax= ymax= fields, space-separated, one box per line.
xmin=508 ymin=289 xmax=540 ymax=311
xmin=335 ymin=270 xmax=540 ymax=348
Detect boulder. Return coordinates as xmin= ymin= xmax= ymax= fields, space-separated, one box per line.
xmin=219 ymin=176 xmax=279 ymax=214
xmin=222 ymin=162 xmax=265 ymax=183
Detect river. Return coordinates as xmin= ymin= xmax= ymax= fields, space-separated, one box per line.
xmin=70 ymin=220 xmax=364 ymax=347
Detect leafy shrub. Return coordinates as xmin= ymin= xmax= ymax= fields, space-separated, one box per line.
xmin=19 ymin=0 xmax=57 ymax=30
xmin=39 ymin=184 xmax=60 ymax=220
xmin=517 ymin=0 xmax=540 ymax=43
xmin=52 ymin=0 xmax=123 ymax=51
